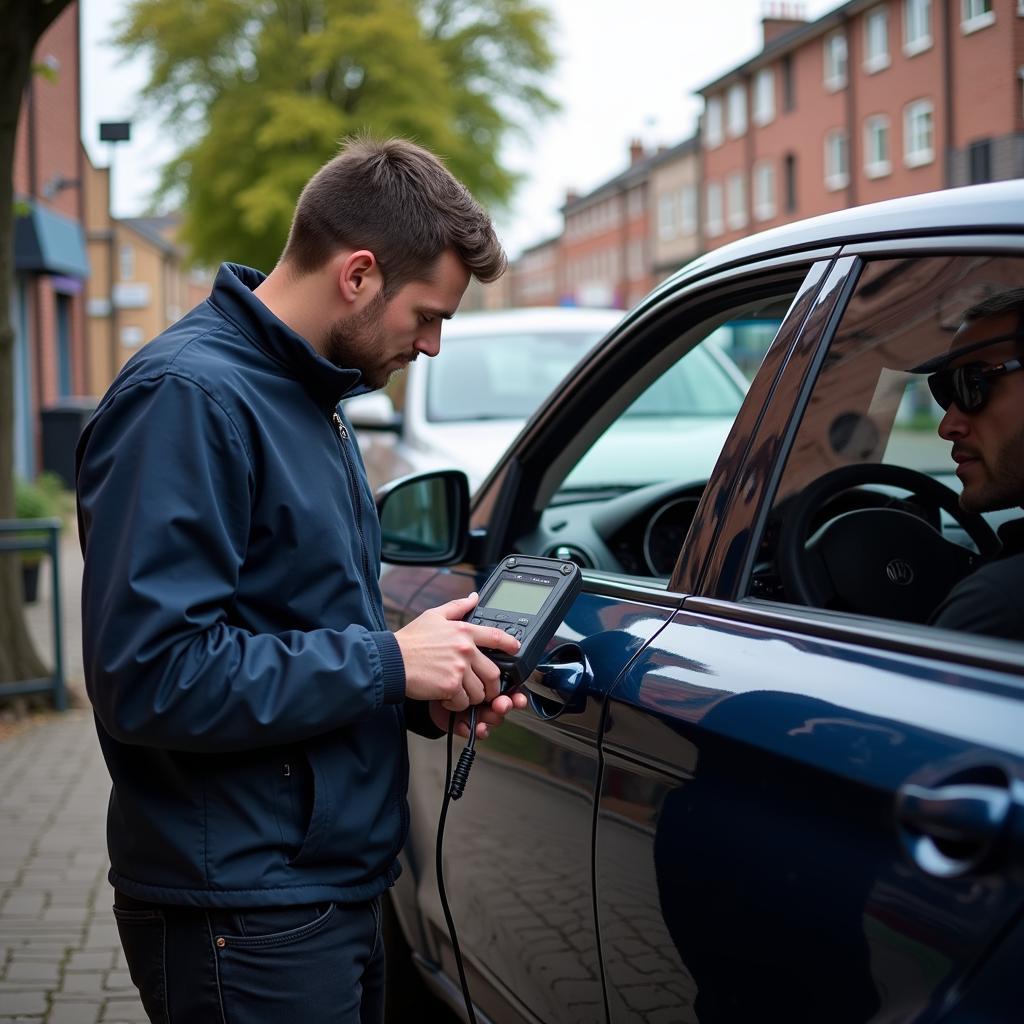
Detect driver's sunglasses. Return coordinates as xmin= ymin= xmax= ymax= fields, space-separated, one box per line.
xmin=928 ymin=357 xmax=1024 ymax=414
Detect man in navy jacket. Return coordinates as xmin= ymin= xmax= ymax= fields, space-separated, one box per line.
xmin=76 ymin=137 xmax=524 ymax=1023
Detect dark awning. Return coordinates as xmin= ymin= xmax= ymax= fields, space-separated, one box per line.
xmin=15 ymin=200 xmax=90 ymax=279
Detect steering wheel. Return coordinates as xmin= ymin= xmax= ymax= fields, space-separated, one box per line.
xmin=777 ymin=463 xmax=1000 ymax=623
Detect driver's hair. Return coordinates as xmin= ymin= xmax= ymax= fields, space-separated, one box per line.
xmin=961 ymin=288 xmax=1024 ymax=352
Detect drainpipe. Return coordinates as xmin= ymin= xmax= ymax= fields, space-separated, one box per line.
xmin=942 ymin=0 xmax=954 ymax=186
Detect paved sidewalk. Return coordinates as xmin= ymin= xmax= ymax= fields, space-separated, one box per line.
xmin=0 ymin=711 xmax=145 ymax=1022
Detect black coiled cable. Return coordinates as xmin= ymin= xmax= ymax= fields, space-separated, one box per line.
xmin=436 ymin=706 xmax=479 ymax=1024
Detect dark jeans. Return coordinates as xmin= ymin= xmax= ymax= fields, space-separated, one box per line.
xmin=112 ymin=891 xmax=384 ymax=1023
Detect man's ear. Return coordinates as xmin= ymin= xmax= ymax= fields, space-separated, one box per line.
xmin=337 ymin=250 xmax=382 ymax=305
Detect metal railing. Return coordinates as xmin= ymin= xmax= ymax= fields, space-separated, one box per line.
xmin=0 ymin=518 xmax=66 ymax=710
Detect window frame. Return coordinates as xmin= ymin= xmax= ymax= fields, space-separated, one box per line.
xmin=753 ymin=68 xmax=776 ymax=127
xmin=753 ymin=161 xmax=776 ymax=221
xmin=727 ymin=171 xmax=748 ymax=230
xmin=961 ymin=0 xmax=995 ymax=32
xmin=824 ymin=130 xmax=850 ymax=191
xmin=863 ymin=5 xmax=892 ymax=73
xmin=705 ymin=96 xmax=724 ymax=148
xmin=903 ymin=0 xmax=933 ymax=55
xmin=864 ymin=114 xmax=892 ymax=178
xmin=903 ymin=99 xmax=935 ymax=168
xmin=706 ymin=181 xmax=725 ymax=238
xmin=727 ymin=82 xmax=748 ymax=139
xmin=823 ymin=30 xmax=848 ymax=91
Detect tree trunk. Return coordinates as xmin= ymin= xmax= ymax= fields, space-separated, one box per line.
xmin=0 ymin=0 xmax=75 ymax=687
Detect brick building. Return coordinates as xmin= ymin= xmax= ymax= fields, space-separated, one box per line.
xmin=649 ymin=136 xmax=701 ymax=283
xmin=83 ymin=152 xmax=212 ymax=394
xmin=560 ymin=140 xmax=657 ymax=309
xmin=509 ymin=235 xmax=562 ymax=307
xmin=698 ymin=0 xmax=1024 ymax=249
xmin=11 ymin=2 xmax=89 ymax=479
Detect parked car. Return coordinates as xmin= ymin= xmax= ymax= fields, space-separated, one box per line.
xmin=343 ymin=307 xmax=623 ymax=491
xmin=376 ymin=181 xmax=1024 ymax=1024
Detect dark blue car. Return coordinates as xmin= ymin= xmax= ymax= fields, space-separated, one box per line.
xmin=376 ymin=181 xmax=1024 ymax=1024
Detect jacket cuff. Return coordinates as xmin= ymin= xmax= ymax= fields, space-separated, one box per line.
xmin=369 ymin=631 xmax=406 ymax=705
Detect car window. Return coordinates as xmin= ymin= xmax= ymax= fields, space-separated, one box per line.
xmin=519 ymin=288 xmax=800 ymax=580
xmin=426 ymin=331 xmax=606 ymax=423
xmin=557 ymin=313 xmax=776 ymax=498
xmin=748 ymin=254 xmax=1024 ymax=645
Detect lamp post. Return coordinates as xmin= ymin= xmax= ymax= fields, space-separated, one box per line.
xmin=98 ymin=121 xmax=131 ymax=381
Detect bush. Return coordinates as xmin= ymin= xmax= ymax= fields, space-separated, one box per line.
xmin=14 ymin=475 xmax=65 ymax=564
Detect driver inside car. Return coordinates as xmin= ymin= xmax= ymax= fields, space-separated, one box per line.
xmin=912 ymin=289 xmax=1024 ymax=640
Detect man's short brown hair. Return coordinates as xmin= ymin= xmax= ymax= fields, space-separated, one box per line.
xmin=281 ymin=137 xmax=506 ymax=292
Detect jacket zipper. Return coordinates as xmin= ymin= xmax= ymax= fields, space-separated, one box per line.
xmin=331 ymin=411 xmax=384 ymax=631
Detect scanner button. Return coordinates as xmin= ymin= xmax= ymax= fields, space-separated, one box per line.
xmin=516 ymin=616 xmax=530 ymax=625
xmin=471 ymin=616 xmax=482 ymax=624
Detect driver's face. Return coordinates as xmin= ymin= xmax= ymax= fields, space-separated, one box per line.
xmin=937 ymin=310 xmax=1024 ymax=513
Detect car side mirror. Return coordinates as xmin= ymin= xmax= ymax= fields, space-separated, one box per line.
xmin=376 ymin=470 xmax=469 ymax=565
xmin=344 ymin=392 xmax=402 ymax=432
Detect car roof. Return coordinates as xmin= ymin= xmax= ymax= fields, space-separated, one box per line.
xmin=443 ymin=306 xmax=625 ymax=338
xmin=656 ymin=180 xmax=1024 ymax=300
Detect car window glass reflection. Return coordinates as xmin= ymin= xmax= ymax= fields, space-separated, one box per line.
xmin=751 ymin=255 xmax=1024 ymax=644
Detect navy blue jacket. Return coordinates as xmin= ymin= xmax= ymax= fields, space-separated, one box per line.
xmin=76 ymin=263 xmax=428 ymax=907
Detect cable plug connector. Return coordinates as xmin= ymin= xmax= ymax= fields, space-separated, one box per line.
xmin=448 ymin=745 xmax=476 ymax=801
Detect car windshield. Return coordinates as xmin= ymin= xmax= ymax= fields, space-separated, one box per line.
xmin=426 ymin=330 xmax=605 ymax=423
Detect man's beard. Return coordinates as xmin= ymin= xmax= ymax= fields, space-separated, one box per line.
xmin=321 ymin=291 xmax=392 ymax=389
xmin=959 ymin=421 xmax=1024 ymax=513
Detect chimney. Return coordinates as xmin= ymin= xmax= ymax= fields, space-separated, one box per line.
xmin=761 ymin=1 xmax=807 ymax=45
xmin=629 ymin=138 xmax=645 ymax=165
xmin=565 ymin=188 xmax=579 ymax=205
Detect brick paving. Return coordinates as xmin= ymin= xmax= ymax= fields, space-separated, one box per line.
xmin=2 ymin=523 xmax=147 ymax=1021
xmin=0 ymin=710 xmax=146 ymax=1022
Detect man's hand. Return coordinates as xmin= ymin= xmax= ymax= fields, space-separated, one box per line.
xmin=395 ymin=593 xmax=520 ymax=710
xmin=428 ymin=690 xmax=529 ymax=740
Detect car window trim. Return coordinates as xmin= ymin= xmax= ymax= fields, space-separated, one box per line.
xmin=838 ymin=233 xmax=1024 ymax=259
xmin=683 ymin=594 xmax=1024 ymax=682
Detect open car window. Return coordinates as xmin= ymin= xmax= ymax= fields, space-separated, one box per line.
xmin=520 ymin=291 xmax=799 ymax=579
xmin=748 ymin=254 xmax=1024 ymax=646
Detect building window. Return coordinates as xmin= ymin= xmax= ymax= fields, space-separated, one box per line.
xmin=864 ymin=6 xmax=891 ymax=72
xmin=782 ymin=54 xmax=795 ymax=111
xmin=119 ymin=244 xmax=135 ymax=282
xmin=969 ymin=139 xmax=992 ymax=182
xmin=705 ymin=96 xmax=724 ymax=148
xmin=753 ymin=68 xmax=775 ymax=126
xmin=753 ymin=161 xmax=776 ymax=221
xmin=904 ymin=100 xmax=934 ymax=166
xmin=627 ymin=188 xmax=644 ymax=219
xmin=727 ymin=82 xmax=747 ymax=137
xmin=706 ymin=181 xmax=724 ymax=237
xmin=961 ymin=0 xmax=994 ymax=32
xmin=824 ymin=30 xmax=848 ymax=90
xmin=658 ymin=193 xmax=677 ymax=241
xmin=784 ymin=153 xmax=798 ymax=212
xmin=680 ymin=184 xmax=698 ymax=235
xmin=727 ymin=172 xmax=747 ymax=229
xmin=824 ymin=130 xmax=850 ymax=190
xmin=904 ymin=0 xmax=932 ymax=54
xmin=864 ymin=114 xmax=892 ymax=177
xmin=627 ymin=240 xmax=645 ymax=281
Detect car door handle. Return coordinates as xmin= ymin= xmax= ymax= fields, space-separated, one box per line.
xmin=896 ymin=783 xmax=1011 ymax=844
xmin=523 ymin=644 xmax=592 ymax=718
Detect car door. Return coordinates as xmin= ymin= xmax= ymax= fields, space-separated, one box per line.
xmin=397 ymin=258 xmax=831 ymax=1024
xmin=595 ymin=245 xmax=1024 ymax=1023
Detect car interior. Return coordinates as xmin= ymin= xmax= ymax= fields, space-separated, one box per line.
xmin=509 ymin=254 xmax=1024 ymax=637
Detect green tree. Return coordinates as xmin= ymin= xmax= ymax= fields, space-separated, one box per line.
xmin=0 ymin=0 xmax=74 ymax=688
xmin=116 ymin=0 xmax=558 ymax=271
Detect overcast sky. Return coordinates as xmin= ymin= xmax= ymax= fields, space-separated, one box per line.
xmin=80 ymin=0 xmax=842 ymax=258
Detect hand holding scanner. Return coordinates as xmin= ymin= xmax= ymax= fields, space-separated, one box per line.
xmin=467 ymin=554 xmax=582 ymax=689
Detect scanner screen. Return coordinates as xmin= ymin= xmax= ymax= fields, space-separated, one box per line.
xmin=488 ymin=579 xmax=549 ymax=615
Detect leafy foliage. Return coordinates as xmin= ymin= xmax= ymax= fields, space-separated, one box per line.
xmin=116 ymin=0 xmax=558 ymax=271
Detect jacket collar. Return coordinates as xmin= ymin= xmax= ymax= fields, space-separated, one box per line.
xmin=208 ymin=262 xmax=364 ymax=406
